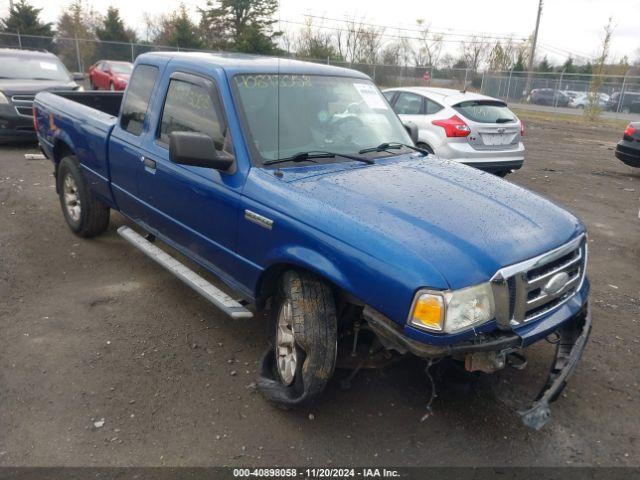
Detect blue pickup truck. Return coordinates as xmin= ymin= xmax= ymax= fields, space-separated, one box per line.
xmin=34 ymin=52 xmax=591 ymax=429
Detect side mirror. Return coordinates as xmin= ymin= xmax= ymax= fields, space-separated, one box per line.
xmin=403 ymin=122 xmax=419 ymax=144
xmin=72 ymin=72 xmax=84 ymax=81
xmin=169 ymin=131 xmax=234 ymax=171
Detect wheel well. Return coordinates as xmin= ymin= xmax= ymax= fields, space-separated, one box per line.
xmin=52 ymin=140 xmax=74 ymax=186
xmin=255 ymin=263 xmax=358 ymax=312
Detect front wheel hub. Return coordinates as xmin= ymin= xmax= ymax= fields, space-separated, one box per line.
xmin=276 ymin=300 xmax=297 ymax=385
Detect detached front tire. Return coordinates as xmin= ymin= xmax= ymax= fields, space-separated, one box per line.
xmin=257 ymin=271 xmax=337 ymax=407
xmin=57 ymin=155 xmax=110 ymax=238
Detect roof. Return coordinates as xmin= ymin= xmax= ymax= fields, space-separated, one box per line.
xmin=382 ymin=86 xmax=501 ymax=105
xmin=0 ymin=48 xmax=57 ymax=58
xmin=140 ymin=51 xmax=370 ymax=79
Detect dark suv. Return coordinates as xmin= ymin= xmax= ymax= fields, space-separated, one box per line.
xmin=0 ymin=48 xmax=82 ymax=143
xmin=527 ymin=88 xmax=570 ymax=107
xmin=606 ymin=92 xmax=640 ymax=114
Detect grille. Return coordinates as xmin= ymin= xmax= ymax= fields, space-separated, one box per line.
xmin=491 ymin=235 xmax=587 ymax=327
xmin=12 ymin=95 xmax=35 ymax=118
xmin=11 ymin=95 xmax=35 ymax=102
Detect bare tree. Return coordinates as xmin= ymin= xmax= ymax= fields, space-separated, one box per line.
xmin=585 ymin=17 xmax=613 ymax=120
xmin=414 ymin=19 xmax=443 ymax=67
xmin=295 ymin=18 xmax=339 ymax=60
xmin=334 ymin=17 xmax=383 ymax=65
xmin=487 ymin=37 xmax=519 ymax=71
xmin=459 ymin=35 xmax=489 ymax=72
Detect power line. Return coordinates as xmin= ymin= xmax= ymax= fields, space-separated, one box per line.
xmin=293 ymin=13 xmax=529 ymax=42
xmin=278 ymin=18 xmax=530 ymax=46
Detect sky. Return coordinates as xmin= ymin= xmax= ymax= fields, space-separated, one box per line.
xmin=7 ymin=0 xmax=640 ymax=65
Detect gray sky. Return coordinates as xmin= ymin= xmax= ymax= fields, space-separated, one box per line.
xmin=12 ymin=0 xmax=640 ymax=65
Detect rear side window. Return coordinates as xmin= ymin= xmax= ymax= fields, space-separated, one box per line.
xmin=383 ymin=91 xmax=396 ymax=102
xmin=394 ymin=92 xmax=423 ymax=115
xmin=453 ymin=100 xmax=516 ymax=124
xmin=425 ymin=98 xmax=443 ymax=114
xmin=120 ymin=64 xmax=159 ymax=136
xmin=158 ymin=79 xmax=230 ymax=153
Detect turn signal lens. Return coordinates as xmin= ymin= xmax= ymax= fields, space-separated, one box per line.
xmin=410 ymin=293 xmax=444 ymax=331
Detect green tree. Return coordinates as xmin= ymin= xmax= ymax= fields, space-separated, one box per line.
xmin=0 ymin=0 xmax=54 ymax=50
xmin=153 ymin=4 xmax=204 ymax=49
xmin=95 ymin=7 xmax=135 ymax=60
xmin=536 ymin=56 xmax=554 ymax=72
xmin=56 ymin=0 xmax=100 ymax=72
xmin=199 ymin=0 xmax=281 ymax=54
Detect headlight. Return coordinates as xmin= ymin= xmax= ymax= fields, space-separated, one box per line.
xmin=0 ymin=92 xmax=8 ymax=104
xmin=408 ymin=283 xmax=495 ymax=333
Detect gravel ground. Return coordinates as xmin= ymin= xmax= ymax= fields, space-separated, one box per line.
xmin=0 ymin=117 xmax=639 ymax=467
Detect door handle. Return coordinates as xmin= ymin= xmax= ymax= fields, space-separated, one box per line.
xmin=141 ymin=155 xmax=157 ymax=172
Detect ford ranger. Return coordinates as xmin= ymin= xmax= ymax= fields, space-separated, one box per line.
xmin=34 ymin=52 xmax=591 ymax=429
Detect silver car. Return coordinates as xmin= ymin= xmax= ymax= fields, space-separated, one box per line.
xmin=383 ymin=87 xmax=525 ymax=176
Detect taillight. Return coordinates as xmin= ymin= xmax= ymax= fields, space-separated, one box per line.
xmin=32 ymin=105 xmax=38 ymax=131
xmin=520 ymin=120 xmax=525 ymax=137
xmin=623 ymin=123 xmax=636 ymax=139
xmin=432 ymin=115 xmax=471 ymax=137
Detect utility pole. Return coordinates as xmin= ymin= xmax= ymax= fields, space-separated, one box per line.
xmin=524 ymin=0 xmax=543 ymax=96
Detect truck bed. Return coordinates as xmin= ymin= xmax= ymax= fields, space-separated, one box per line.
xmin=34 ymin=91 xmax=124 ymax=208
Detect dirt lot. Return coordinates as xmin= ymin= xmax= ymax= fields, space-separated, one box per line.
xmin=0 ymin=116 xmax=639 ymax=467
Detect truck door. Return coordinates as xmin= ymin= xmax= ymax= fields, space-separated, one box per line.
xmin=136 ymin=71 xmax=242 ymax=279
xmin=109 ymin=63 xmax=161 ymax=222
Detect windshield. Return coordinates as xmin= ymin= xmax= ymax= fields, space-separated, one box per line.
xmin=0 ymin=55 xmax=72 ymax=81
xmin=110 ymin=63 xmax=132 ymax=74
xmin=233 ymin=74 xmax=412 ymax=165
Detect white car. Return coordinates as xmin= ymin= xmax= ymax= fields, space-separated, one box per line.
xmin=383 ymin=87 xmax=525 ymax=176
xmin=569 ymin=92 xmax=610 ymax=109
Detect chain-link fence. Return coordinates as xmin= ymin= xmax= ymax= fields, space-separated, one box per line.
xmin=2 ymin=31 xmax=639 ymax=118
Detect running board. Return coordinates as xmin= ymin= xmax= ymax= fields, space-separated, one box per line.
xmin=117 ymin=226 xmax=253 ymax=319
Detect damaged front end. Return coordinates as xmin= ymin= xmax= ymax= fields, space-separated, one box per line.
xmin=363 ymin=303 xmax=592 ymax=430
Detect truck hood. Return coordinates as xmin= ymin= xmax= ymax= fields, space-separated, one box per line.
xmin=286 ymin=157 xmax=584 ymax=289
xmin=0 ymin=79 xmax=77 ymax=95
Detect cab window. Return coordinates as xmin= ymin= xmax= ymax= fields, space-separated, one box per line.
xmin=120 ymin=64 xmax=159 ymax=136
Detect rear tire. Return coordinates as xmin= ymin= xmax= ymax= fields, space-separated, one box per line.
xmin=57 ymin=155 xmax=110 ymax=238
xmin=257 ymin=271 xmax=337 ymax=407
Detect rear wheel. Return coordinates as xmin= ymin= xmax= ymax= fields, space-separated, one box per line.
xmin=57 ymin=156 xmax=110 ymax=238
xmin=257 ymin=271 xmax=337 ymax=407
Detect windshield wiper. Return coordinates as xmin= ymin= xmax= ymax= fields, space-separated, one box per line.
xmin=263 ymin=150 xmax=374 ymax=166
xmin=495 ymin=117 xmax=516 ymax=123
xmin=359 ymin=142 xmax=431 ymax=156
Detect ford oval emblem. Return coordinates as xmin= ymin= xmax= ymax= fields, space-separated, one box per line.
xmin=543 ymin=272 xmax=570 ymax=296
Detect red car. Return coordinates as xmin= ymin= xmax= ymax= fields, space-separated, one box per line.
xmin=88 ymin=60 xmax=133 ymax=91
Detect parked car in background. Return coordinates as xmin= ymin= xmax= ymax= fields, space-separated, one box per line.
xmin=88 ymin=60 xmax=133 ymax=91
xmin=383 ymin=87 xmax=524 ymax=176
xmin=606 ymin=91 xmax=640 ymax=113
xmin=569 ymin=92 xmax=610 ymax=109
xmin=562 ymin=90 xmax=582 ymax=102
xmin=527 ymin=88 xmax=570 ymax=107
xmin=615 ymin=122 xmax=640 ymax=168
xmin=0 ymin=48 xmax=82 ymax=143
xmin=33 ymin=52 xmax=591 ymax=429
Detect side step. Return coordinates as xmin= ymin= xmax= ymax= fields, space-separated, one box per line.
xmin=117 ymin=226 xmax=253 ymax=319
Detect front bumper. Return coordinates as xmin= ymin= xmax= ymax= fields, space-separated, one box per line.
xmin=364 ymin=297 xmax=591 ymax=429
xmin=0 ymin=109 xmax=36 ymax=143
